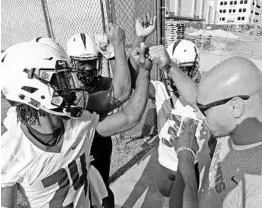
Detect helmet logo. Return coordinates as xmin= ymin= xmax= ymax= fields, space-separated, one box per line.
xmin=42 ymin=72 xmax=49 ymax=80
xmin=80 ymin=33 xmax=87 ymax=49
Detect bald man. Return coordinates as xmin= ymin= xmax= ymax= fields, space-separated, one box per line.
xmin=170 ymin=56 xmax=262 ymax=208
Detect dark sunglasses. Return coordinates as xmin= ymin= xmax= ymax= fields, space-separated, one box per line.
xmin=197 ymin=95 xmax=250 ymax=116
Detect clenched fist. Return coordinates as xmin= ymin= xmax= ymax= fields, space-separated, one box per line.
xmin=130 ymin=43 xmax=152 ymax=71
xmin=106 ymin=23 xmax=126 ymax=46
xmin=149 ymin=45 xmax=172 ymax=71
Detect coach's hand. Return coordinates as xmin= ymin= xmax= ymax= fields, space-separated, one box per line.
xmin=130 ymin=43 xmax=152 ymax=71
xmin=106 ymin=23 xmax=126 ymax=46
xmin=149 ymin=45 xmax=172 ymax=71
xmin=136 ymin=13 xmax=156 ymax=38
xmin=172 ymin=118 xmax=199 ymax=158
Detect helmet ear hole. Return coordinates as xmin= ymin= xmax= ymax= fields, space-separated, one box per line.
xmin=21 ymin=86 xmax=38 ymax=94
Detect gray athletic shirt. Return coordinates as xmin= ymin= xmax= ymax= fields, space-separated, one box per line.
xmin=199 ymin=137 xmax=262 ymax=208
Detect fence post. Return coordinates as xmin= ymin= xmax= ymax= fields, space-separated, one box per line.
xmin=157 ymin=0 xmax=162 ymax=45
xmin=102 ymin=0 xmax=112 ymax=78
xmin=100 ymin=0 xmax=107 ymax=33
xmin=105 ymin=0 xmax=116 ymax=23
xmin=161 ymin=0 xmax=166 ymax=45
xmin=41 ymin=0 xmax=54 ymax=39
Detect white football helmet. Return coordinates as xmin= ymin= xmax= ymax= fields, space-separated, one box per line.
xmin=31 ymin=37 xmax=70 ymax=61
xmin=1 ymin=41 xmax=88 ymax=118
xmin=167 ymin=39 xmax=200 ymax=78
xmin=66 ymin=33 xmax=102 ymax=70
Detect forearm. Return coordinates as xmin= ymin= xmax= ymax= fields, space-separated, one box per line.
xmin=129 ymin=36 xmax=145 ymax=89
xmin=167 ymin=62 xmax=198 ymax=108
xmin=131 ymin=36 xmax=145 ymax=51
xmin=123 ymin=70 xmax=150 ymax=123
xmin=95 ymin=70 xmax=151 ymax=137
xmin=170 ymin=152 xmax=198 ymax=208
xmin=112 ymin=43 xmax=131 ymax=101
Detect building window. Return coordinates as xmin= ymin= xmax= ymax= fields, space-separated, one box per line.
xmin=234 ymin=1 xmax=237 ymax=4
xmin=237 ymin=17 xmax=241 ymax=20
xmin=224 ymin=1 xmax=227 ymax=5
xmin=251 ymin=10 xmax=253 ymax=13
xmin=242 ymin=17 xmax=245 ymax=20
xmin=222 ymin=17 xmax=225 ymax=21
xmin=219 ymin=10 xmax=222 ymax=13
xmin=257 ymin=5 xmax=261 ymax=9
xmin=230 ymin=1 xmax=233 ymax=5
xmin=240 ymin=0 xmax=243 ymax=4
xmin=229 ymin=9 xmax=232 ymax=13
xmin=255 ymin=12 xmax=259 ymax=15
xmin=243 ymin=8 xmax=246 ymax=12
xmin=220 ymin=1 xmax=223 ymax=5
xmin=239 ymin=8 xmax=242 ymax=12
xmin=223 ymin=9 xmax=226 ymax=13
xmin=233 ymin=9 xmax=236 ymax=12
xmin=244 ymin=0 xmax=248 ymax=3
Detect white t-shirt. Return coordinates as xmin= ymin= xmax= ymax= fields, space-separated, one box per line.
xmin=199 ymin=137 xmax=262 ymax=208
xmin=151 ymin=81 xmax=210 ymax=172
xmin=1 ymin=111 xmax=107 ymax=208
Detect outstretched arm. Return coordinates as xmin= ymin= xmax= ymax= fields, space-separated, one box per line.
xmin=87 ymin=24 xmax=131 ymax=115
xmin=149 ymin=45 xmax=198 ymax=108
xmin=96 ymin=43 xmax=152 ymax=137
xmin=129 ymin=14 xmax=156 ymax=99
xmin=169 ymin=119 xmax=199 ymax=208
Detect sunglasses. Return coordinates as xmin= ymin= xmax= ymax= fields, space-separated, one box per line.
xmin=197 ymin=95 xmax=250 ymax=116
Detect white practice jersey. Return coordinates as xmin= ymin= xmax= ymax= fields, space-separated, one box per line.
xmin=151 ymin=81 xmax=210 ymax=172
xmin=1 ymin=111 xmax=106 ymax=208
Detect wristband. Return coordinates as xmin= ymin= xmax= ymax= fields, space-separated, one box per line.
xmin=176 ymin=146 xmax=196 ymax=158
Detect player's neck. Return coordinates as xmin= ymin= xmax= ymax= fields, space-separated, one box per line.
xmin=28 ymin=114 xmax=63 ymax=134
xmin=230 ymin=118 xmax=262 ymax=146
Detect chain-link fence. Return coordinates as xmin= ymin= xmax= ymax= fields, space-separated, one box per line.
xmin=108 ymin=0 xmax=159 ymax=139
xmin=1 ymin=0 xmax=48 ymax=50
xmin=45 ymin=0 xmax=111 ymax=76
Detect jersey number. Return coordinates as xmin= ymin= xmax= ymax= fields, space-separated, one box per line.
xmin=42 ymin=153 xmax=88 ymax=208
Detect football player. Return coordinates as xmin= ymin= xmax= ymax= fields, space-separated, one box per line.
xmin=1 ymin=37 xmax=152 ymax=208
xmin=129 ymin=14 xmax=210 ymax=207
xmin=66 ymin=24 xmax=130 ymax=208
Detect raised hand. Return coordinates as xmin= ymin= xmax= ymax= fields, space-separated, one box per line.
xmin=149 ymin=45 xmax=172 ymax=71
xmin=106 ymin=23 xmax=126 ymax=46
xmin=135 ymin=13 xmax=156 ymax=38
xmin=130 ymin=43 xmax=152 ymax=71
xmin=173 ymin=118 xmax=199 ymax=156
